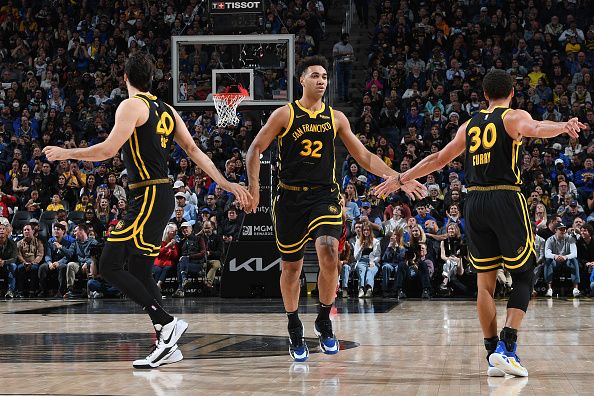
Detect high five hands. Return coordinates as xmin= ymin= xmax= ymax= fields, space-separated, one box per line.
xmin=373 ymin=174 xmax=427 ymax=201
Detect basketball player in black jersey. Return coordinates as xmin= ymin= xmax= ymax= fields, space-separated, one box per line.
xmin=43 ymin=53 xmax=251 ymax=369
xmin=375 ymin=69 xmax=585 ymax=377
xmin=245 ymin=55 xmax=425 ymax=361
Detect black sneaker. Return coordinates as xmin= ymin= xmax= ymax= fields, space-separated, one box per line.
xmin=422 ymin=289 xmax=431 ymax=299
xmin=398 ymin=290 xmax=407 ymax=299
xmin=288 ymin=323 xmax=309 ymax=362
xmin=314 ymin=319 xmax=339 ymax=354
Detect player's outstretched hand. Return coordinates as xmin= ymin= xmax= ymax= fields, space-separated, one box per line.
xmin=373 ymin=174 xmax=427 ymax=201
xmin=244 ymin=184 xmax=260 ymax=214
xmin=564 ymin=117 xmax=587 ymax=139
xmin=42 ymin=146 xmax=69 ymax=161
xmin=401 ymin=179 xmax=428 ymax=200
xmin=224 ymin=183 xmax=253 ymax=211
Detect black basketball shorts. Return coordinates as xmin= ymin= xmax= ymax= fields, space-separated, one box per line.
xmin=107 ymin=183 xmax=174 ymax=257
xmin=464 ymin=188 xmax=535 ymax=273
xmin=272 ymin=186 xmax=343 ymax=262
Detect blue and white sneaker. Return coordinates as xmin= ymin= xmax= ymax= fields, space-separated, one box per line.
xmin=314 ymin=319 xmax=339 ymax=355
xmin=489 ymin=341 xmax=528 ymax=377
xmin=288 ymin=324 xmax=309 ymax=362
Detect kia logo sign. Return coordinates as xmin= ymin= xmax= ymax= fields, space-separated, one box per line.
xmin=229 ymin=257 xmax=282 ymax=271
xmin=211 ymin=1 xmax=262 ymax=13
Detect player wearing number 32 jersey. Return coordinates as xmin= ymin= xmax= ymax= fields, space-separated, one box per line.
xmin=374 ymin=69 xmax=586 ymax=379
xmin=245 ymin=55 xmax=425 ymax=362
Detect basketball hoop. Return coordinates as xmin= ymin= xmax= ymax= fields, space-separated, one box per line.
xmin=212 ymin=85 xmax=249 ymax=128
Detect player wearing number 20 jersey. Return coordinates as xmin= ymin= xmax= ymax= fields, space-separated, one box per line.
xmin=273 ymin=100 xmax=342 ymax=261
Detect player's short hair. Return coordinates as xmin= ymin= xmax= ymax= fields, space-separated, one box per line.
xmin=482 ymin=69 xmax=513 ymax=100
xmin=297 ymin=55 xmax=329 ymax=77
xmin=124 ymin=52 xmax=155 ymax=92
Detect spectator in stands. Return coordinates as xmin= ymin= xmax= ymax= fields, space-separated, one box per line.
xmin=38 ymin=222 xmax=71 ymax=297
xmin=575 ymin=157 xmax=594 ymax=200
xmin=381 ymin=229 xmax=406 ymax=298
xmin=83 ymin=206 xmax=105 ymax=239
xmin=440 ymin=223 xmax=463 ymax=293
xmin=415 ymin=202 xmax=435 ymax=232
xmin=201 ymin=220 xmax=223 ymax=289
xmin=333 ymin=33 xmax=354 ymax=102
xmin=173 ymin=180 xmax=198 ymax=207
xmin=0 ymin=224 xmax=17 ymax=298
xmin=414 ymin=243 xmax=433 ymax=299
xmin=153 ymin=223 xmax=179 ymax=290
xmin=578 ymin=224 xmax=594 ymax=294
xmin=539 ymin=215 xmax=562 ymax=241
xmin=359 ymin=201 xmax=381 ymax=234
xmin=0 ymin=189 xmax=16 ymax=218
xmin=46 ymin=193 xmax=64 ymax=212
xmin=15 ymin=224 xmax=43 ymax=297
xmin=534 ymin=203 xmax=548 ymax=231
xmin=220 ymin=207 xmax=241 ymax=244
xmin=24 ymin=189 xmax=42 ymax=218
xmin=382 ymin=204 xmax=405 ymax=236
xmin=174 ymin=192 xmax=196 ymax=226
xmin=170 ymin=207 xmax=187 ymax=236
xmin=353 ymin=221 xmax=380 ymax=298
xmin=62 ymin=223 xmax=96 ymax=299
xmin=106 ymin=172 xmax=126 ymax=202
xmin=425 ymin=220 xmax=448 ymax=264
xmin=173 ymin=222 xmax=206 ymax=298
xmin=544 ymin=223 xmax=581 ymax=297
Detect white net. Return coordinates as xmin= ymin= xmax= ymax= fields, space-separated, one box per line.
xmin=213 ymin=93 xmax=248 ymax=127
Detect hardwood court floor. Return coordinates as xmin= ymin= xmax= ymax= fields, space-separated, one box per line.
xmin=0 ymin=297 xmax=592 ymax=395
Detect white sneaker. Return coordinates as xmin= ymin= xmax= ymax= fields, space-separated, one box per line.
xmin=364 ymin=288 xmax=373 ymax=298
xmin=156 ymin=317 xmax=189 ymax=348
xmin=358 ymin=288 xmax=364 ymax=298
xmin=133 ymin=344 xmax=184 ymax=369
xmin=545 ymin=288 xmax=553 ymax=297
xmin=573 ymin=288 xmax=581 ymax=297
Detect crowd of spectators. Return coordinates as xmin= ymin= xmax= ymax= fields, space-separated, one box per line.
xmin=2 ymin=0 xmax=594 ymax=300
xmin=336 ymin=0 xmax=594 ymax=299
xmin=0 ymin=0 xmax=330 ymax=299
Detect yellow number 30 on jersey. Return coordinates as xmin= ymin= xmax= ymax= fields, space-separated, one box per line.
xmin=467 ymin=122 xmax=497 ymax=153
xmin=156 ymin=111 xmax=175 ymax=148
xmin=299 ymin=139 xmax=323 ymax=158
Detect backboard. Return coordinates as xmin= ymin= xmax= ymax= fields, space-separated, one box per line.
xmin=171 ymin=34 xmax=295 ymax=110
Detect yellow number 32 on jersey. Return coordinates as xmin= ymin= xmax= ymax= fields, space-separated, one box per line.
xmin=299 ymin=139 xmax=323 ymax=158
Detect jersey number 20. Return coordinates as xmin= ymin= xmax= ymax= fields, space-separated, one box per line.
xmin=299 ymin=139 xmax=323 ymax=158
xmin=468 ymin=123 xmax=497 ymax=153
xmin=156 ymin=112 xmax=175 ymax=148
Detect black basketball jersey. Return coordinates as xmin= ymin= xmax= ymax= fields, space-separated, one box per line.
xmin=122 ymin=93 xmax=176 ymax=184
xmin=277 ymin=100 xmax=338 ymax=187
xmin=464 ymin=106 xmax=521 ymax=187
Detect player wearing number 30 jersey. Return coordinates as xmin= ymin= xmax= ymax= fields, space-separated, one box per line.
xmin=374 ymin=69 xmax=586 ymax=378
